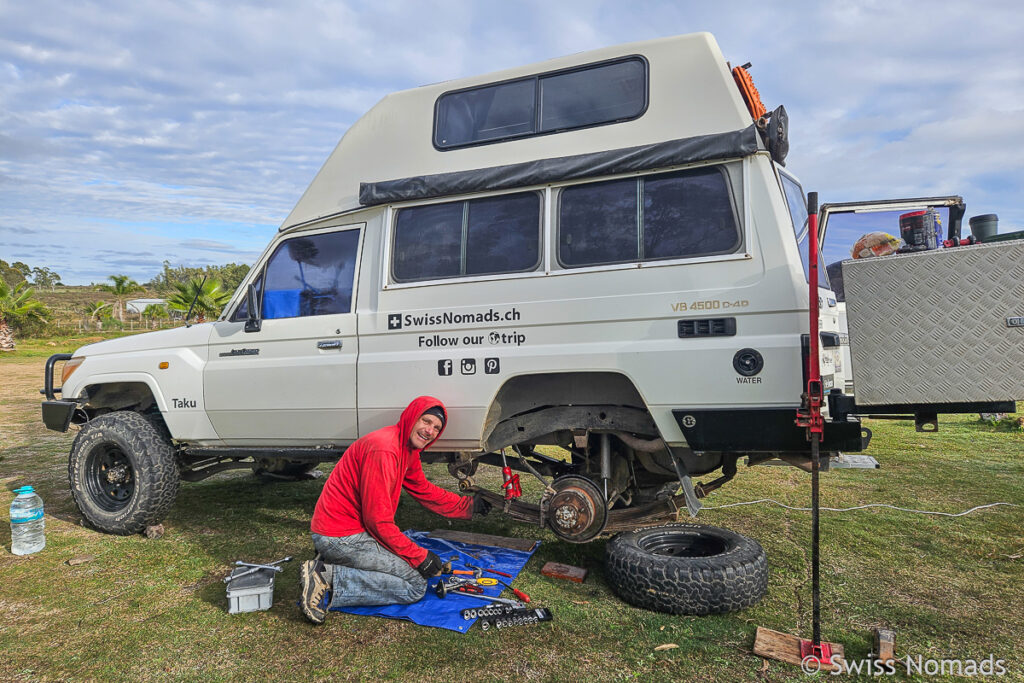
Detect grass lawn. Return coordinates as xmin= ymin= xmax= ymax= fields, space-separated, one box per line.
xmin=1 ymin=356 xmax=1022 ymax=681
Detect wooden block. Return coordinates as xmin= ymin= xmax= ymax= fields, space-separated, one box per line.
xmin=428 ymin=529 xmax=538 ymax=552
xmin=541 ymin=561 xmax=588 ymax=582
xmin=872 ymin=628 xmax=896 ymax=663
xmin=753 ymin=626 xmax=844 ymax=672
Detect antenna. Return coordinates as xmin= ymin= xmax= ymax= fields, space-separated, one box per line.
xmin=184 ymin=275 xmax=207 ymax=328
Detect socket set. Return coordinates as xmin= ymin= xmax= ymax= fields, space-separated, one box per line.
xmin=462 ymin=605 xmax=553 ymax=631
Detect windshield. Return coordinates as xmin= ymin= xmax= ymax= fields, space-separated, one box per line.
xmin=779 ymin=171 xmax=829 ymax=288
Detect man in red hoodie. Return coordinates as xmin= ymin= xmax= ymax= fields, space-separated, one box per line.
xmin=299 ymin=396 xmax=490 ymax=624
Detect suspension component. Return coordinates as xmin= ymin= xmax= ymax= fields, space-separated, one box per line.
xmin=501 ymin=449 xmax=522 ymax=501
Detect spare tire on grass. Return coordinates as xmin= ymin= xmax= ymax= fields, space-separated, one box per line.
xmin=605 ymin=522 xmax=768 ymax=615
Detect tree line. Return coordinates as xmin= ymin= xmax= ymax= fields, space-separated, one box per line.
xmin=0 ymin=259 xmax=250 ymax=293
xmin=0 ymin=259 xmax=251 ymax=351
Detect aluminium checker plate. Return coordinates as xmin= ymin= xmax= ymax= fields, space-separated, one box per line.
xmin=842 ymin=240 xmax=1024 ymax=406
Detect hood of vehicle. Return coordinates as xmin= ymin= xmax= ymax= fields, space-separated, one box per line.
xmin=73 ymin=323 xmax=215 ymax=357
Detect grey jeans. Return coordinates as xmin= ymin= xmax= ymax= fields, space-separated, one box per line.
xmin=311 ymin=532 xmax=427 ymax=608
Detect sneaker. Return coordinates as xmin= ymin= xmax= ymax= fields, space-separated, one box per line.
xmin=299 ymin=559 xmax=331 ymax=624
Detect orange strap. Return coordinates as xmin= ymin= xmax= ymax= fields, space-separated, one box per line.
xmin=732 ymin=65 xmax=766 ymax=121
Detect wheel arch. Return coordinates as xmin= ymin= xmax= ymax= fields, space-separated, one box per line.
xmin=80 ymin=374 xmax=164 ymax=411
xmin=77 ymin=374 xmax=167 ymax=427
xmin=480 ymin=371 xmax=654 ymax=451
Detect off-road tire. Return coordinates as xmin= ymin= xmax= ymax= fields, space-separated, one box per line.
xmin=68 ymin=411 xmax=180 ymax=535
xmin=604 ymin=523 xmax=768 ymax=615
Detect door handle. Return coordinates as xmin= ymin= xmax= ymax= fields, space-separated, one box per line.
xmin=317 ymin=340 xmax=343 ymax=350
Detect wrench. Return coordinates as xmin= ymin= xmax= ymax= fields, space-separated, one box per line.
xmin=223 ymin=556 xmax=292 ymax=583
xmin=450 ymin=589 xmax=524 ymax=608
xmin=235 ymin=561 xmax=284 ymax=572
xmin=429 ymin=536 xmax=480 ymax=561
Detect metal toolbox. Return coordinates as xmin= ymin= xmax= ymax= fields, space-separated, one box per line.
xmin=226 ymin=567 xmax=275 ymax=614
xmin=842 ymin=240 xmax=1024 ymax=406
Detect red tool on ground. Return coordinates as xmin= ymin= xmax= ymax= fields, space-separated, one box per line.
xmin=500 ymin=450 xmax=522 ymax=500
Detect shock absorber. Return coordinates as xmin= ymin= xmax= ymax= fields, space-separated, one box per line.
xmin=501 ymin=449 xmax=522 ymax=500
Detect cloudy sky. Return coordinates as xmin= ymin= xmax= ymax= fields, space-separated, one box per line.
xmin=2 ymin=0 xmax=1021 ymax=285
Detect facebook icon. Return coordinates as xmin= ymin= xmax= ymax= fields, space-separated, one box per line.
xmin=437 ymin=359 xmax=453 ymax=376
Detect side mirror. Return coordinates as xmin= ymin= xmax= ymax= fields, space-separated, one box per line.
xmin=244 ymin=283 xmax=262 ymax=333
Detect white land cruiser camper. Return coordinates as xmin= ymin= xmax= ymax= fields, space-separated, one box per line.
xmin=41 ymin=33 xmax=1022 ymax=613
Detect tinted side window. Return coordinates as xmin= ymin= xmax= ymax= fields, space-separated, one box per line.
xmin=434 ymin=79 xmax=535 ymax=148
xmin=393 ymin=202 xmax=463 ymax=282
xmin=466 ymin=193 xmax=541 ymax=275
xmin=643 ymin=168 xmax=740 ymax=259
xmin=434 ymin=57 xmax=647 ymax=149
xmin=393 ymin=192 xmax=541 ymax=282
xmin=559 ymin=178 xmax=637 ymax=267
xmin=558 ymin=167 xmax=740 ymax=268
xmin=540 ymin=59 xmax=646 ymax=132
xmin=259 ymin=230 xmax=360 ymax=319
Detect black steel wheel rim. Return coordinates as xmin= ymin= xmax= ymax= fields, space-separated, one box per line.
xmin=85 ymin=444 xmax=135 ymax=512
xmin=638 ymin=529 xmax=729 ymax=558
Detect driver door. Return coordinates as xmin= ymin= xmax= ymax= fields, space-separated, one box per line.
xmin=205 ymin=224 xmax=363 ymax=445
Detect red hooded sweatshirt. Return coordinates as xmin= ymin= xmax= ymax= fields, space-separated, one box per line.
xmin=310 ymin=396 xmax=472 ymax=567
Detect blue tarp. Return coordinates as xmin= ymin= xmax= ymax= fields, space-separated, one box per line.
xmin=332 ymin=530 xmax=539 ymax=633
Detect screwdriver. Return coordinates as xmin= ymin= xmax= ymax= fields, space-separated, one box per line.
xmin=495 ymin=579 xmax=531 ymax=603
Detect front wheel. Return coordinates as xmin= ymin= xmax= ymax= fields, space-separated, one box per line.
xmin=604 ymin=523 xmax=768 ymax=615
xmin=68 ymin=411 xmax=179 ymax=535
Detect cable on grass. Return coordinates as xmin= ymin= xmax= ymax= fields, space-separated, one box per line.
xmin=700 ymin=500 xmax=1018 ymax=517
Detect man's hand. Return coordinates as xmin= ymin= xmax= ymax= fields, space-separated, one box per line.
xmin=416 ymin=550 xmax=442 ymax=579
xmin=473 ymin=493 xmax=492 ymax=517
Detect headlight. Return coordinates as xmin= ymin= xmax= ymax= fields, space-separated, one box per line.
xmin=61 ymin=357 xmax=85 ymax=384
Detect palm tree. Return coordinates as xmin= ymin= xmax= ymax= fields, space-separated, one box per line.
xmin=83 ymin=301 xmax=112 ymax=330
xmin=142 ymin=303 xmax=169 ymax=319
xmin=142 ymin=303 xmax=169 ymax=329
xmin=99 ymin=275 xmax=144 ymax=322
xmin=166 ymin=277 xmax=231 ymax=323
xmin=0 ymin=281 xmax=47 ymax=351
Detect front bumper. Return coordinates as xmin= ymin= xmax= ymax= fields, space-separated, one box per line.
xmin=42 ymin=400 xmax=77 ymax=432
xmin=41 ymin=353 xmax=79 ymax=432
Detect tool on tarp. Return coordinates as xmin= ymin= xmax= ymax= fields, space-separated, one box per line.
xmin=452 ymin=590 xmax=524 ymax=608
xmin=431 ymin=536 xmax=481 ymax=561
xmin=434 ymin=576 xmax=475 ymax=598
xmin=482 ymin=566 xmax=512 ymax=578
xmin=441 ymin=560 xmax=483 ymax=578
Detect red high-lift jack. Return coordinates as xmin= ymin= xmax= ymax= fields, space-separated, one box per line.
xmin=754 ymin=191 xmax=843 ymax=672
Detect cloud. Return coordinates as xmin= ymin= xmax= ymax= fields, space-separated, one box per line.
xmin=178 ymin=239 xmax=250 ymax=254
xmin=1 ymin=0 xmax=1021 ymax=284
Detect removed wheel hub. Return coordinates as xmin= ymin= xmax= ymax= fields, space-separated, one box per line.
xmin=547 ymin=475 xmax=607 ymax=543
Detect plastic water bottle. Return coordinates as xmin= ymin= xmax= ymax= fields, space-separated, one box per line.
xmin=10 ymin=485 xmax=45 ymax=555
